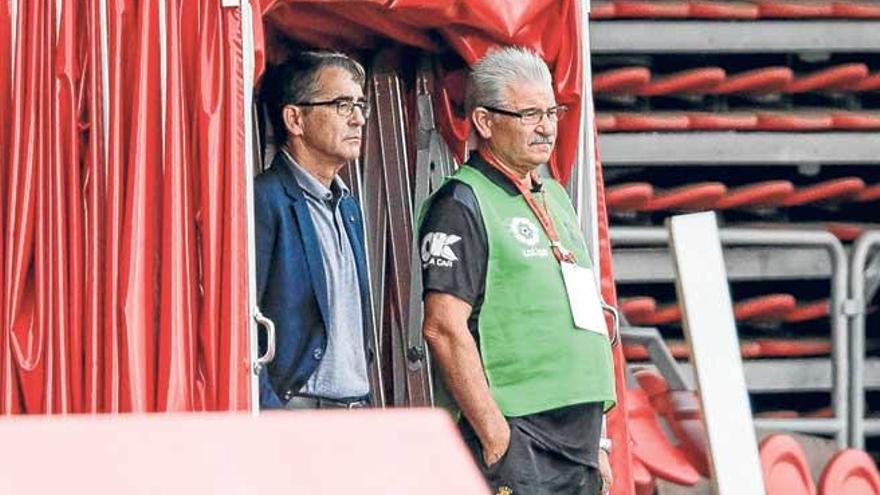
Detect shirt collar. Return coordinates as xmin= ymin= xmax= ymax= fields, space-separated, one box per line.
xmin=282 ymin=148 xmax=350 ymax=202
xmin=469 ymin=152 xmax=544 ymax=196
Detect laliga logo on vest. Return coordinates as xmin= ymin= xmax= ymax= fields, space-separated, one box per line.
xmin=421 ymin=232 xmax=461 ymax=268
xmin=509 ymin=217 xmax=549 ymax=258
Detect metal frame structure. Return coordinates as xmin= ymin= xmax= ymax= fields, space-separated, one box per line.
xmin=848 ymin=230 xmax=880 ymax=448
xmin=612 ymin=227 xmax=850 ymax=447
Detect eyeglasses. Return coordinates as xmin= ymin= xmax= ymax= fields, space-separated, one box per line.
xmin=295 ymin=97 xmax=371 ymax=119
xmin=483 ymin=105 xmax=568 ymax=125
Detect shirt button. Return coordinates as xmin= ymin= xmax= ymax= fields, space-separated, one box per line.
xmin=283 ymin=390 xmax=292 ymax=400
xmin=313 ymin=348 xmax=324 ymax=360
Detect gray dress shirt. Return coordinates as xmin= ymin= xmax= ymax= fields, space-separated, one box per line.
xmin=284 ymin=151 xmax=370 ymax=399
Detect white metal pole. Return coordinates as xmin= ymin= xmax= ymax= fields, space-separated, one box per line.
xmin=237 ymin=0 xmax=261 ymax=415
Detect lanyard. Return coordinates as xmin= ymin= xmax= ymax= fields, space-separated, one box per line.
xmin=480 ymin=147 xmax=575 ymax=264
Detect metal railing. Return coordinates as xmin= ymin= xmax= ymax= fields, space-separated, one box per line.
xmin=612 ymin=227 xmax=849 ymax=448
xmin=848 ymin=230 xmax=880 ymax=448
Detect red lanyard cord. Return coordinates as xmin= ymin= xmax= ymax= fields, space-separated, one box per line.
xmin=479 ymin=147 xmax=575 ymax=264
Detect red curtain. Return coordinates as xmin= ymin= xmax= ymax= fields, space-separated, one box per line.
xmin=0 ymin=0 xmax=251 ymax=414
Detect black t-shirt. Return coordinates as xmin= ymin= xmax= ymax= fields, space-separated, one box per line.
xmin=419 ymin=154 xmax=603 ymax=468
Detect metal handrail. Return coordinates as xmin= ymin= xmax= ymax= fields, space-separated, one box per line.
xmin=848 ymin=230 xmax=880 ymax=448
xmin=612 ymin=227 xmax=849 ymax=447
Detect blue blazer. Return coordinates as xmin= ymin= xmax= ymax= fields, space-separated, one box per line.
xmin=254 ymin=152 xmax=374 ymax=409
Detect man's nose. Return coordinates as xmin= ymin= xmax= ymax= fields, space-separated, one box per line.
xmin=350 ymin=107 xmax=367 ymax=126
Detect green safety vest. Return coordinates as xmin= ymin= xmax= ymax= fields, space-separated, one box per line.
xmin=430 ymin=164 xmax=616 ymax=417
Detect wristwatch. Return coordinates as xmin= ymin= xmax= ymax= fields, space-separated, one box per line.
xmin=599 ymin=437 xmax=613 ymax=454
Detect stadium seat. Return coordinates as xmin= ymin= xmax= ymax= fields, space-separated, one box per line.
xmin=710 ymin=67 xmax=795 ymax=94
xmin=846 ymin=71 xmax=880 ymax=91
xmin=627 ymin=386 xmax=702 ymax=486
xmin=614 ymin=0 xmax=691 ymax=17
xmin=759 ymin=434 xmax=817 ymax=495
xmin=733 ymin=294 xmax=798 ymax=321
xmin=831 ymin=111 xmax=880 ymax=130
xmin=665 ymin=339 xmax=763 ymax=359
xmin=614 ymin=112 xmax=692 ymax=131
xmin=756 ymin=338 xmax=832 ymax=357
xmin=632 ymin=458 xmax=657 ymax=495
xmin=596 ymin=112 xmax=617 ymax=132
xmin=634 ymin=370 xmax=712 ymax=477
xmin=825 ymin=222 xmax=871 ymax=241
xmin=855 ymin=183 xmax=880 ymax=202
xmin=818 ymin=449 xmax=880 ymax=495
xmin=831 ymin=0 xmax=880 ymax=18
xmin=686 ymin=111 xmax=759 ymax=130
xmin=644 ymin=182 xmax=727 ymax=211
xmin=786 ymin=63 xmax=870 ymax=92
xmin=592 ymin=1 xmax=617 ymax=18
xmin=782 ymin=177 xmax=867 ymax=206
xmin=756 ymin=111 xmax=834 ymax=131
xmin=784 ymin=299 xmax=830 ymax=323
xmin=714 ymin=181 xmax=795 ymax=209
xmin=593 ymin=67 xmax=652 ymax=93
xmin=607 ymin=183 xmax=655 ymax=212
xmin=689 ymin=0 xmax=760 ymax=18
xmin=758 ymin=0 xmax=834 ymax=18
xmin=638 ymin=67 xmax=727 ymax=95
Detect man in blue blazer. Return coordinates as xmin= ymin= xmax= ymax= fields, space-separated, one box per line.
xmin=255 ymin=52 xmax=374 ymax=409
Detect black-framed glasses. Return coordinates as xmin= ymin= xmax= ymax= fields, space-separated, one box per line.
xmin=295 ymin=97 xmax=371 ymax=119
xmin=483 ymin=105 xmax=568 ymax=125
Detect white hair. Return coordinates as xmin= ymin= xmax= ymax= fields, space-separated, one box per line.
xmin=465 ymin=46 xmax=553 ymax=115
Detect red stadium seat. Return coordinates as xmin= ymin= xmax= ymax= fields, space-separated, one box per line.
xmin=624 ymin=344 xmax=651 ymax=361
xmin=614 ymin=112 xmax=692 ymax=131
xmin=855 ymin=183 xmax=880 ymax=202
xmin=832 ymin=0 xmax=880 ymax=17
xmin=786 ymin=63 xmax=870 ymax=92
xmin=804 ymin=406 xmax=834 ymax=418
xmin=733 ymin=294 xmax=798 ymax=321
xmin=758 ymin=0 xmax=834 ymax=18
xmin=845 ymin=71 xmax=880 ymax=91
xmin=715 ymin=180 xmax=796 ymax=209
xmin=784 ymin=299 xmax=830 ymax=323
xmin=621 ymin=297 xmax=659 ymax=324
xmin=614 ymin=0 xmax=691 ymax=17
xmin=686 ymin=111 xmax=759 ymax=130
xmin=633 ymin=458 xmax=657 ymax=495
xmin=689 ymin=0 xmax=760 ymax=18
xmin=760 ymin=434 xmax=817 ymax=495
xmin=710 ymin=67 xmax=795 ymax=94
xmin=592 ymin=1 xmax=618 ymax=18
xmin=756 ymin=111 xmax=834 ymax=131
xmin=638 ymin=67 xmax=727 ymax=95
xmin=825 ymin=222 xmax=868 ymax=241
xmin=596 ymin=112 xmax=617 ymax=132
xmin=634 ymin=370 xmax=712 ymax=478
xmin=593 ymin=67 xmax=652 ymax=93
xmin=644 ymin=182 xmax=727 ymax=211
xmin=831 ymin=111 xmax=880 ymax=130
xmin=756 ymin=409 xmax=801 ymax=419
xmin=607 ymin=183 xmax=655 ymax=212
xmin=757 ymin=338 xmax=832 ymax=357
xmin=627 ymin=387 xmax=702 ymax=486
xmin=666 ymin=339 xmax=763 ymax=359
xmin=818 ymin=449 xmax=880 ymax=495
xmin=782 ymin=177 xmax=866 ymax=206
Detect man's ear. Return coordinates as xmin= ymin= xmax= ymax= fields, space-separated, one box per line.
xmin=471 ymin=108 xmax=493 ymax=140
xmin=283 ymin=105 xmax=304 ymax=138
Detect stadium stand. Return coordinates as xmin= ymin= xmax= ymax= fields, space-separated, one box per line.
xmin=593 ymin=5 xmax=880 ymax=490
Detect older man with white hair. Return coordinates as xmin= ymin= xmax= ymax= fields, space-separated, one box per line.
xmin=419 ymin=47 xmax=617 ymax=495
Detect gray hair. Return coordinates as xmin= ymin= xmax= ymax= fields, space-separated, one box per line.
xmin=465 ymin=46 xmax=553 ymax=115
xmin=262 ymin=51 xmax=366 ymax=146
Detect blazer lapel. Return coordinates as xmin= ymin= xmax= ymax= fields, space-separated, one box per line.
xmin=274 ymin=153 xmax=331 ymax=328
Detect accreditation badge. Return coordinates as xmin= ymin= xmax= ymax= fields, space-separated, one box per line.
xmin=560 ymin=262 xmax=609 ymax=337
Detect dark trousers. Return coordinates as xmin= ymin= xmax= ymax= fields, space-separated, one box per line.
xmin=463 ymin=420 xmax=603 ymax=495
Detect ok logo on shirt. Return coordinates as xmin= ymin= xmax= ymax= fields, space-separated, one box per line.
xmin=421 ymin=232 xmax=461 ymax=268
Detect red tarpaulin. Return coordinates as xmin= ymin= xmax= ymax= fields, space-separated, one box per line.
xmin=258 ymin=1 xmax=634 ymax=493
xmin=0 ymin=0 xmax=251 ymax=414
